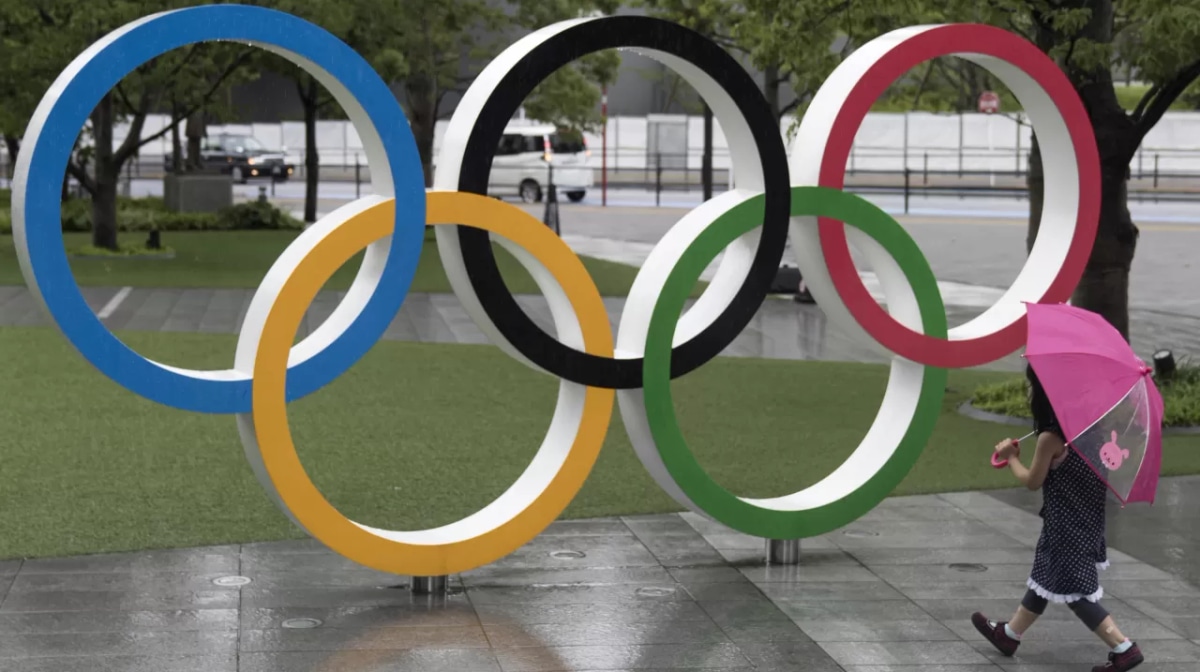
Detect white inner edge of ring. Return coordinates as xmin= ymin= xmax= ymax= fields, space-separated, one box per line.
xmin=14 ymin=16 xmax=400 ymax=384
xmin=433 ymin=18 xmax=765 ymax=375
xmin=790 ymin=27 xmax=1079 ymax=355
xmin=236 ymin=198 xmax=593 ymax=547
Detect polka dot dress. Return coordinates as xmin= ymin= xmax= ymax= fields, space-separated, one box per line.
xmin=1028 ymin=422 xmax=1110 ymax=603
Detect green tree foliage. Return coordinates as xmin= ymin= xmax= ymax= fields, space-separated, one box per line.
xmin=0 ymin=0 xmax=258 ymax=249
xmin=652 ymin=0 xmax=1200 ymax=340
xmin=346 ymin=0 xmax=620 ymax=188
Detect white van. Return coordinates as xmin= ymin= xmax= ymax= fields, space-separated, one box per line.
xmin=488 ymin=124 xmax=593 ymax=203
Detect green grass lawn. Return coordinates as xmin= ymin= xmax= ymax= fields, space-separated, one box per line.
xmin=2 ymin=326 xmax=1198 ymax=560
xmin=0 ymin=230 xmax=681 ymax=297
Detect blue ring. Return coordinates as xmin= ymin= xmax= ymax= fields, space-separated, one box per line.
xmin=15 ymin=6 xmax=424 ymax=414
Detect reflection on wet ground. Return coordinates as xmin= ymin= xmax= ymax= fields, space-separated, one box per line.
xmin=1 ymin=483 xmax=1198 ymax=670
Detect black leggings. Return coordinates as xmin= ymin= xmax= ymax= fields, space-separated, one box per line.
xmin=1021 ymin=589 xmax=1110 ymax=631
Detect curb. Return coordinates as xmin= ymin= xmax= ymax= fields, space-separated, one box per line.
xmin=958 ymin=401 xmax=1200 ymax=436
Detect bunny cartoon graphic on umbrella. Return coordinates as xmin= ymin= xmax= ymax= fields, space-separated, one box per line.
xmin=1100 ymin=431 xmax=1130 ymax=471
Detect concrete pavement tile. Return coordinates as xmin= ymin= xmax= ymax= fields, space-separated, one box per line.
xmin=461 ymin=567 xmax=673 ymax=587
xmin=17 ymin=548 xmax=232 ymax=576
xmin=850 ymin=548 xmax=1034 ymax=566
xmin=0 ymin=630 xmax=237 ymax=658
xmin=225 ymin=569 xmax=409 ymax=590
xmin=894 ymin=581 xmax=1030 ymax=601
xmin=699 ymin=533 xmax=765 ymax=550
xmin=240 ymin=587 xmax=471 ymax=610
xmin=715 ymin=618 xmax=813 ymax=643
xmin=871 ymin=564 xmax=1033 ymax=584
xmin=0 ymin=608 xmax=237 ymax=634
xmin=466 ymin=583 xmax=690 ymax=606
xmin=757 ymin=580 xmax=909 ymax=602
xmin=1125 ymin=596 xmax=1200 ymax=619
xmin=735 ymin=640 xmax=847 ymax=671
xmin=479 ymin=545 xmax=661 ymax=571
xmin=239 ymin=625 xmax=490 ymax=652
xmin=1155 ymin=617 xmax=1200 ymax=638
xmin=665 ymin=567 xmax=748 ymax=584
xmin=0 ymin=654 xmax=237 ymax=671
xmin=493 ymin=642 xmax=750 ymax=671
xmin=0 ymin=588 xmax=239 ymax=613
xmin=696 ymin=597 xmax=794 ymax=627
xmin=1095 ymin=562 xmax=1177 ymax=582
xmin=482 ymin=619 xmax=729 ymax=648
xmin=238 ymin=649 xmax=502 ymax=671
xmin=794 ymin=617 xmax=962 ymax=642
xmin=1103 ymin=580 xmax=1200 ymax=599
xmin=820 ymin=641 xmax=992 ymax=666
xmin=741 ymin=562 xmax=892 ymax=583
xmin=240 ymin=604 xmax=479 ymax=630
xmin=7 ymin=572 xmax=238 ymax=593
xmin=473 ymin=602 xmax=711 ymax=626
xmin=774 ymin=599 xmax=933 ymax=622
xmin=680 ymin=582 xmax=767 ymax=602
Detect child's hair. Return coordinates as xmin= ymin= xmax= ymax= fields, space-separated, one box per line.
xmin=1026 ymin=364 xmax=1059 ymax=432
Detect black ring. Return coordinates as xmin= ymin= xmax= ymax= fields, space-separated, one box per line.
xmin=456 ymin=16 xmax=789 ymax=389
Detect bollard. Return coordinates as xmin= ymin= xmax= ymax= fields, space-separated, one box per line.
xmin=766 ymin=539 xmax=801 ymax=565
xmin=410 ymin=575 xmax=448 ymax=595
xmin=257 ymin=185 xmax=268 ymax=203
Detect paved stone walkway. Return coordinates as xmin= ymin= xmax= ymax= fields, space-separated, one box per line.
xmin=3 ymin=285 xmax=1199 ymax=373
xmin=1 ymin=479 xmax=1198 ymax=671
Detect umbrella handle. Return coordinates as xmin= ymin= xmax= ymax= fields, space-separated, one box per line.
xmin=990 ymin=432 xmax=1034 ymax=469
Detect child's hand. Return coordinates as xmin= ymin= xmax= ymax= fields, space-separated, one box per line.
xmin=995 ymin=438 xmax=1020 ymax=460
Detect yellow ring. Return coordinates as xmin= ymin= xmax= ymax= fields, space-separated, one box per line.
xmin=247 ymin=192 xmax=615 ymax=575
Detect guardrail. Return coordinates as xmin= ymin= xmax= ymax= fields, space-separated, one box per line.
xmin=5 ymin=149 xmax=1200 ymax=210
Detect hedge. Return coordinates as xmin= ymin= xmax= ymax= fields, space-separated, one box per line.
xmin=0 ymin=190 xmax=304 ymax=234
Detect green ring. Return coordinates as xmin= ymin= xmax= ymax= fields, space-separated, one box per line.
xmin=641 ymin=186 xmax=949 ymax=539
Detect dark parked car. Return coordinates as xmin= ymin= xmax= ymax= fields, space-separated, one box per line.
xmin=165 ymin=134 xmax=295 ymax=183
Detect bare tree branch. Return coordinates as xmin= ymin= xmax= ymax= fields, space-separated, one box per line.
xmin=114 ymin=49 xmax=255 ymax=164
xmin=1134 ymin=57 xmax=1200 ymax=143
xmin=66 ymin=160 xmax=95 ymax=195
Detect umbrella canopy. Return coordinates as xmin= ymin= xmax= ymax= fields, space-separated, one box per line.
xmin=1024 ymin=302 xmax=1163 ymax=505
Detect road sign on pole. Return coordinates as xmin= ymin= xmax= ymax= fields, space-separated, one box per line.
xmin=978 ymin=90 xmax=1000 ymax=114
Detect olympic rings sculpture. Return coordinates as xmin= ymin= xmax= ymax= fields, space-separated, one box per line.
xmin=12 ymin=5 xmax=1099 ymax=576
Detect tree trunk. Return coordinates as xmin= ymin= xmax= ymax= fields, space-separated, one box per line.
xmin=702 ymin=102 xmax=713 ymax=200
xmin=302 ymin=77 xmax=320 ymax=224
xmin=171 ymin=117 xmax=184 ymax=174
xmin=185 ymin=109 xmax=206 ymax=172
xmin=4 ymin=136 xmax=18 ymax=179
xmin=763 ymin=65 xmax=781 ymax=119
xmin=1026 ymin=0 xmax=1137 ymax=341
xmin=405 ymin=76 xmax=438 ymax=188
xmin=90 ymin=92 xmax=119 ymax=250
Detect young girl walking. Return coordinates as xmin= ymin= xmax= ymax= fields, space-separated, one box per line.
xmin=971 ymin=365 xmax=1144 ymax=672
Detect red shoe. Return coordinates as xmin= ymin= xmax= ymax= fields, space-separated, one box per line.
xmin=1094 ymin=643 xmax=1143 ymax=671
xmin=971 ymin=612 xmax=1020 ymax=656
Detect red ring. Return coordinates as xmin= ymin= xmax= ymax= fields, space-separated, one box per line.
xmin=817 ymin=24 xmax=1100 ymax=368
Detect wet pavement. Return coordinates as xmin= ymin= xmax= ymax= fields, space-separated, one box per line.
xmin=1 ymin=483 xmax=1198 ymax=670
xmin=3 ymin=284 xmax=1197 ymax=374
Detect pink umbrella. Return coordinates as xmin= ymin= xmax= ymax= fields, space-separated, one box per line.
xmin=1021 ymin=302 xmax=1164 ymax=505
